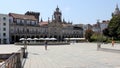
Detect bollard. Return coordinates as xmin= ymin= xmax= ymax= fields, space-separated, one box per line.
xmin=21 ymin=47 xmax=28 ymax=58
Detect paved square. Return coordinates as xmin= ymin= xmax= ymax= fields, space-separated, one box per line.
xmin=23 ymin=43 xmax=120 ymax=68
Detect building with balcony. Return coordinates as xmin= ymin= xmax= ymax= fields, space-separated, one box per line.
xmin=9 ymin=12 xmax=40 ymax=43
xmin=0 ymin=6 xmax=83 ymax=44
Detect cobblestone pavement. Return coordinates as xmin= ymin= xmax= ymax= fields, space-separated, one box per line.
xmin=23 ymin=43 xmax=120 ymax=68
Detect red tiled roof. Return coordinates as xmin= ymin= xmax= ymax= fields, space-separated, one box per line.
xmin=9 ymin=13 xmax=37 ymax=21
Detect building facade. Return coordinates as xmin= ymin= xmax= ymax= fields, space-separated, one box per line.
xmin=0 ymin=14 xmax=10 ymax=44
xmin=40 ymin=6 xmax=83 ymax=40
xmin=9 ymin=12 xmax=40 ymax=43
xmin=92 ymin=20 xmax=109 ymax=33
xmin=0 ymin=6 xmax=83 ymax=44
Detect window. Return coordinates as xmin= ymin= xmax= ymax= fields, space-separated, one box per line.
xmin=3 ymin=28 xmax=6 ymax=31
xmin=20 ymin=20 xmax=23 ymax=25
xmin=3 ymin=39 xmax=7 ymax=44
xmin=31 ymin=21 xmax=35 ymax=25
xmin=11 ymin=29 xmax=14 ymax=33
xmin=35 ymin=21 xmax=37 ymax=25
xmin=3 ymin=17 xmax=6 ymax=21
xmin=17 ymin=28 xmax=19 ymax=33
xmin=22 ymin=20 xmax=24 ymax=23
xmin=17 ymin=19 xmax=20 ymax=24
xmin=13 ymin=19 xmax=17 ymax=22
xmin=27 ymin=20 xmax=30 ymax=25
xmin=24 ymin=20 xmax=27 ymax=25
xmin=9 ymin=19 xmax=12 ymax=23
xmin=3 ymin=23 xmax=6 ymax=26
xmin=27 ymin=29 xmax=29 ymax=33
xmin=0 ymin=39 xmax=1 ymax=44
xmin=3 ymin=33 xmax=6 ymax=37
xmin=30 ymin=21 xmax=32 ymax=25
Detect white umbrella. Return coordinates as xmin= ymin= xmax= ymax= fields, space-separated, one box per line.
xmin=27 ymin=38 xmax=32 ymax=40
xmin=79 ymin=38 xmax=85 ymax=40
xmin=45 ymin=38 xmax=50 ymax=40
xmin=64 ymin=38 xmax=69 ymax=40
xmin=70 ymin=38 xmax=85 ymax=40
xmin=39 ymin=38 xmax=44 ymax=40
xmin=19 ymin=38 xmax=26 ymax=41
xmin=33 ymin=38 xmax=38 ymax=40
xmin=50 ymin=38 xmax=57 ymax=40
xmin=70 ymin=38 xmax=76 ymax=40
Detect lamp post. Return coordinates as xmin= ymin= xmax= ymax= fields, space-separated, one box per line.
xmin=22 ymin=20 xmax=28 ymax=58
xmin=48 ymin=17 xmax=50 ymax=38
xmin=97 ymin=20 xmax=101 ymax=50
xmin=24 ymin=20 xmax=27 ymax=49
xmin=14 ymin=19 xmax=16 ymax=44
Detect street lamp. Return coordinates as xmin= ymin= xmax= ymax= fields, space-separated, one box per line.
xmin=24 ymin=20 xmax=27 ymax=49
xmin=14 ymin=19 xmax=16 ymax=44
xmin=22 ymin=20 xmax=28 ymax=58
xmin=97 ymin=20 xmax=101 ymax=50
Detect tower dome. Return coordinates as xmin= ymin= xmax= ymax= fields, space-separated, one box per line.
xmin=53 ymin=6 xmax=62 ymax=22
xmin=112 ymin=4 xmax=120 ymax=16
xmin=56 ymin=5 xmax=60 ymax=12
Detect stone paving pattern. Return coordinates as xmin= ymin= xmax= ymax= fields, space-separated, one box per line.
xmin=0 ymin=44 xmax=21 ymax=54
xmin=23 ymin=43 xmax=120 ymax=68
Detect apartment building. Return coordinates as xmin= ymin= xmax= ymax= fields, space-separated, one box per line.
xmin=0 ymin=14 xmax=10 ymax=44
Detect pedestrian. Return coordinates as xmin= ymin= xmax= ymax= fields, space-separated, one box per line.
xmin=112 ymin=37 xmax=114 ymax=47
xmin=44 ymin=40 xmax=48 ymax=50
xmin=112 ymin=40 xmax=114 ymax=47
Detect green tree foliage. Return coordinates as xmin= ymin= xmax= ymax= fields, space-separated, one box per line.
xmin=108 ymin=15 xmax=120 ymax=38
xmin=91 ymin=33 xmax=107 ymax=42
xmin=103 ymin=28 xmax=110 ymax=37
xmin=90 ymin=33 xmax=98 ymax=42
xmin=85 ymin=29 xmax=94 ymax=42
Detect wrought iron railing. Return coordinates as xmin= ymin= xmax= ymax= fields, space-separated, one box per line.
xmin=0 ymin=47 xmax=25 ymax=68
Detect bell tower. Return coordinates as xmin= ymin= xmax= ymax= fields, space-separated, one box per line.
xmin=54 ymin=6 xmax=62 ymax=22
xmin=112 ymin=4 xmax=120 ymax=16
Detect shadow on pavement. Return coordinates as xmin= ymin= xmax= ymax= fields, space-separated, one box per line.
xmin=99 ymin=48 xmax=120 ymax=54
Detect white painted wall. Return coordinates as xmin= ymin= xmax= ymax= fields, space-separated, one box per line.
xmin=0 ymin=14 xmax=10 ymax=44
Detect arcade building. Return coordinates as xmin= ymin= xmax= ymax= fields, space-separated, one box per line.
xmin=8 ymin=6 xmax=83 ymax=43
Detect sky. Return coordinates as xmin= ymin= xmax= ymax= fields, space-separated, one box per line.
xmin=0 ymin=0 xmax=120 ymax=24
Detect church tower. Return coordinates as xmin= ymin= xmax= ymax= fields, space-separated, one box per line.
xmin=112 ymin=4 xmax=120 ymax=16
xmin=53 ymin=6 xmax=62 ymax=22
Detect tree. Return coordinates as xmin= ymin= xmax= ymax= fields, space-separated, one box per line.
xmin=91 ymin=33 xmax=107 ymax=42
xmin=108 ymin=15 xmax=120 ymax=39
xmin=85 ymin=29 xmax=94 ymax=42
xmin=103 ymin=28 xmax=110 ymax=37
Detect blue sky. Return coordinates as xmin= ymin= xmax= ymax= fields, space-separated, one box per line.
xmin=0 ymin=0 xmax=120 ymax=24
